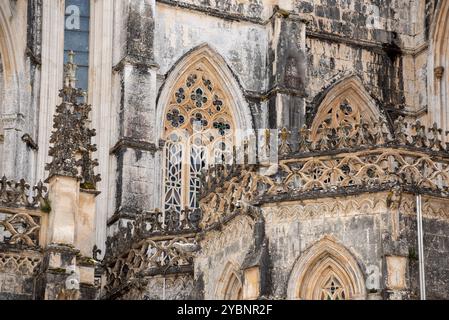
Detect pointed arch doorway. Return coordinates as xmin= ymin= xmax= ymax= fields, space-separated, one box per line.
xmin=287 ymin=236 xmax=367 ymax=300
xmin=216 ymin=261 xmax=243 ymax=300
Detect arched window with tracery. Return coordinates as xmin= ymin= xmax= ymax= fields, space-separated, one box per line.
xmin=163 ymin=63 xmax=235 ymax=213
xmin=309 ymin=76 xmax=381 ymax=144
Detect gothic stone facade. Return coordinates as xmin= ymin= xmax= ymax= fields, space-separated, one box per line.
xmin=1 ymin=0 xmax=449 ymax=300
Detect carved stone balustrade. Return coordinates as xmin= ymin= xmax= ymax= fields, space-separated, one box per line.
xmin=0 ymin=177 xmax=49 ymax=248
xmin=199 ymin=118 xmax=449 ymax=229
xmin=102 ymin=207 xmax=201 ymax=297
xmin=280 ymin=117 xmax=449 ymax=156
xmin=0 ymin=176 xmax=48 ymax=209
xmin=0 ymin=177 xmax=49 ymax=299
xmin=103 ymin=236 xmax=198 ymax=297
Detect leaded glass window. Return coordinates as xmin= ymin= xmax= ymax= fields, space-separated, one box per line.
xmin=64 ymin=0 xmax=90 ymax=92
xmin=163 ymin=63 xmax=235 ymax=213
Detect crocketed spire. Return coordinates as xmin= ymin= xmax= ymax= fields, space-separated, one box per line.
xmin=45 ymin=51 xmax=100 ymax=189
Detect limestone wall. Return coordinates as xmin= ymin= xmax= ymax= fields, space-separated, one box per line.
xmin=262 ymin=194 xmax=386 ymax=298
xmin=194 ymin=215 xmax=255 ymax=299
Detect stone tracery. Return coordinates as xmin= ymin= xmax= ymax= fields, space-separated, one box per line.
xmin=3 ymin=1 xmax=449 ymax=301
xmin=163 ymin=61 xmax=236 ymax=214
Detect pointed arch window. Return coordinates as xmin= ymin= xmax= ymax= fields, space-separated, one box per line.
xmin=309 ymin=76 xmax=381 ymax=143
xmin=163 ymin=63 xmax=235 ymax=213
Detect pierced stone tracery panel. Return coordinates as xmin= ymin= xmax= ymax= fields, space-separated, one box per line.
xmin=164 ymin=66 xmax=235 ymax=139
xmin=311 ymin=100 xmax=365 ymax=142
xmin=163 ymin=63 xmax=236 ymax=213
xmin=309 ymin=77 xmax=381 ymax=143
xmin=319 ymin=272 xmax=347 ymax=300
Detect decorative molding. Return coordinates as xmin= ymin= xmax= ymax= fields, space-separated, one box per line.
xmin=156 ymin=0 xmax=264 ymax=25
xmin=200 ymin=214 xmax=254 ymax=257
xmin=112 ymin=56 xmax=159 ymax=72
xmin=434 ymin=66 xmax=444 ymax=79
xmin=0 ymin=251 xmax=41 ymax=276
xmin=400 ymin=194 xmax=449 ymax=221
xmin=263 ymin=194 xmax=387 ymax=224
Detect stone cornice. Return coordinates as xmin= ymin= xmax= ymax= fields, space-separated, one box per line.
xmin=156 ymin=0 xmax=265 ymax=24
xmin=112 ymin=55 xmax=159 ymax=72
xmin=245 ymin=85 xmax=307 ymax=102
xmin=156 ymin=1 xmax=310 ymax=25
xmin=306 ymin=30 xmax=402 ymax=55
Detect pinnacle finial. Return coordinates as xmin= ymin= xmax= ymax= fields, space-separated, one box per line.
xmin=68 ymin=50 xmax=75 ymax=63
xmin=64 ymin=50 xmax=78 ymax=88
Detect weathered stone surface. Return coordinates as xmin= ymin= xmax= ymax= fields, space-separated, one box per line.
xmin=3 ymin=0 xmax=449 ymax=301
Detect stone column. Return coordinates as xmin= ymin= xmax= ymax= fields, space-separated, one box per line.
xmin=384 ymin=255 xmax=409 ymax=300
xmin=241 ymin=215 xmax=270 ymax=300
xmin=109 ymin=0 xmax=158 ymax=232
xmin=266 ymin=8 xmax=308 ymax=151
xmin=36 ymin=0 xmax=65 ymax=182
xmin=88 ymin=0 xmax=114 ymax=258
xmin=36 ymin=174 xmax=81 ymax=300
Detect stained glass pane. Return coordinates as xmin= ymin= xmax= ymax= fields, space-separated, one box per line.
xmin=64 ymin=0 xmax=90 ymax=92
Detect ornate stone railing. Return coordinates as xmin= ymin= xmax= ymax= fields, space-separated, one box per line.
xmin=0 ymin=209 xmax=47 ymax=247
xmin=104 ymin=236 xmax=198 ymax=295
xmin=136 ymin=208 xmax=202 ymax=236
xmin=279 ymin=117 xmax=449 ymax=156
xmin=0 ymin=177 xmax=49 ymax=248
xmin=199 ymin=118 xmax=449 ymax=228
xmin=102 ymin=208 xmax=201 ymax=296
xmin=0 ymin=177 xmax=48 ymax=209
xmin=104 ymin=208 xmax=201 ymax=259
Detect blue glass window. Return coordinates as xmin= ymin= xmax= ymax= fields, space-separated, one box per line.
xmin=64 ymin=0 xmax=90 ymax=92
